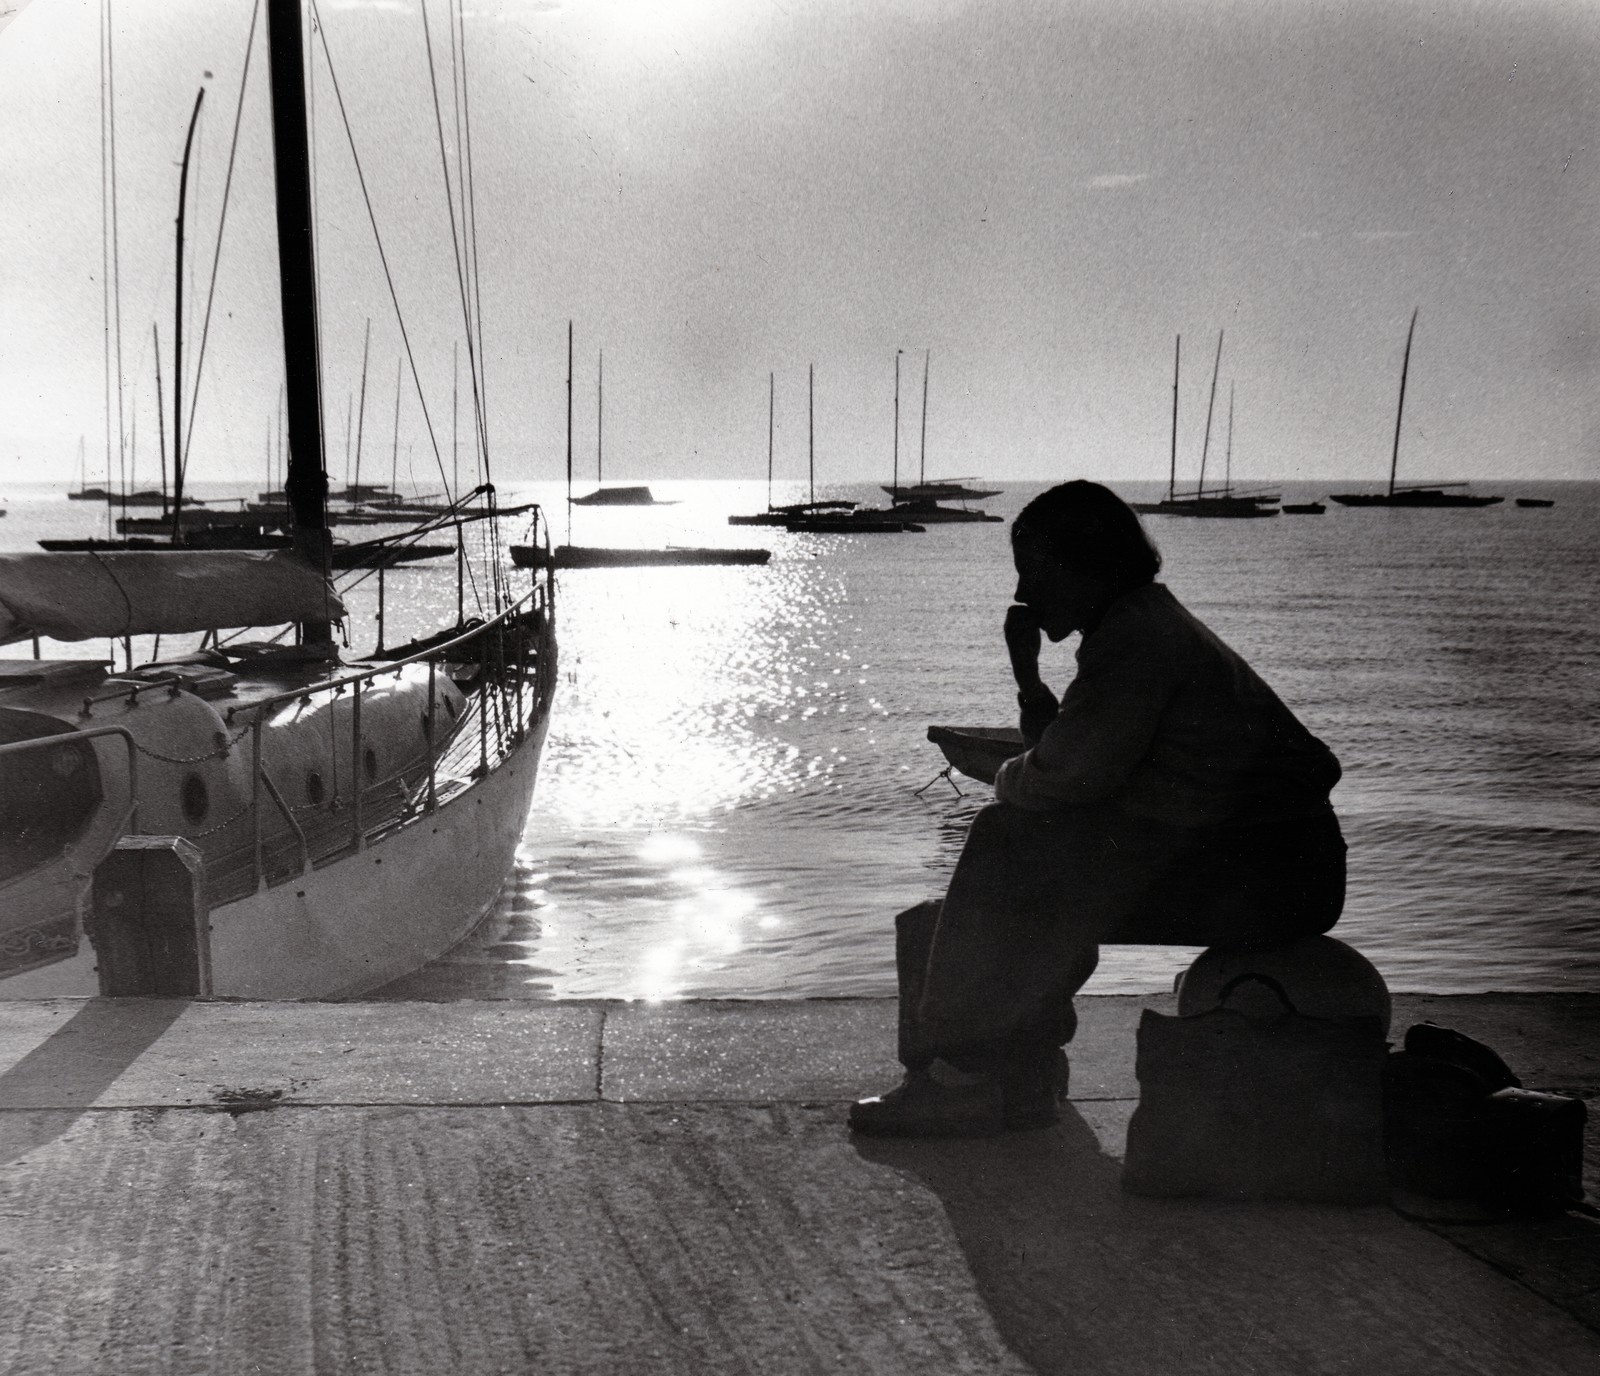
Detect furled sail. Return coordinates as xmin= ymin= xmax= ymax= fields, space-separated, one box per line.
xmin=0 ymin=550 xmax=345 ymax=646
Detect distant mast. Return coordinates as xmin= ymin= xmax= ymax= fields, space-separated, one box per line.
xmin=266 ymin=0 xmax=331 ymax=639
xmin=1389 ymin=309 xmax=1418 ymax=498
xmin=596 ymin=349 xmax=604 ymax=485
xmin=766 ymin=372 xmax=774 ymax=511
xmin=919 ymin=351 xmax=930 ymax=487
xmin=565 ymin=321 xmax=573 ymax=541
xmin=153 ymin=323 xmax=168 ymax=516
xmin=808 ymin=363 xmax=815 ymax=507
xmin=169 ymin=88 xmax=204 ymax=543
xmin=1224 ymin=383 xmax=1235 ymax=495
xmin=1196 ymin=330 xmax=1223 ymax=499
xmin=892 ymin=350 xmax=901 ymax=496
xmin=1168 ymin=336 xmax=1180 ymax=502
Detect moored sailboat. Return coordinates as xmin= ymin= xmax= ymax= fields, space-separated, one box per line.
xmin=1134 ymin=333 xmax=1278 ymax=519
xmin=728 ymin=372 xmax=856 ymax=525
xmin=882 ymin=352 xmax=1002 ymax=523
xmin=783 ymin=363 xmax=923 ymax=533
xmin=1330 ymin=311 xmax=1502 ymax=509
xmin=0 ymin=0 xmax=556 ymax=999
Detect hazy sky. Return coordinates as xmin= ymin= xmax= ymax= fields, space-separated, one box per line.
xmin=0 ymin=0 xmax=1594 ymax=491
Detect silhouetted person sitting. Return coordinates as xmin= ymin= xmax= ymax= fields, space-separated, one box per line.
xmin=851 ymin=480 xmax=1346 ymax=1137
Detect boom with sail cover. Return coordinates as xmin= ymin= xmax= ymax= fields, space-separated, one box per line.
xmin=0 ymin=550 xmax=344 ymax=646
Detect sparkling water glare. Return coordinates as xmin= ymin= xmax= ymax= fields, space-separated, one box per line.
xmin=377 ymin=477 xmax=1600 ymax=1001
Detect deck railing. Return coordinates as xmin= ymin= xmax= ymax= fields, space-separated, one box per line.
xmin=203 ymin=579 xmax=556 ymax=906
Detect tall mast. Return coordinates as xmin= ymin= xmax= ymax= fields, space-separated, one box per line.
xmin=919 ymin=351 xmax=929 ymax=487
xmin=1224 ymin=383 xmax=1234 ymax=495
xmin=1196 ymin=330 xmax=1223 ymax=499
xmin=266 ymin=0 xmax=330 ymax=636
xmin=596 ymin=349 xmax=604 ymax=484
xmin=1168 ymin=335 xmax=1179 ymax=502
xmin=766 ymin=372 xmax=774 ymax=510
xmin=1389 ymin=308 xmax=1418 ymax=498
xmin=169 ymin=88 xmax=204 ymax=543
xmin=892 ymin=350 xmax=901 ymax=496
xmin=808 ymin=363 xmax=815 ymax=508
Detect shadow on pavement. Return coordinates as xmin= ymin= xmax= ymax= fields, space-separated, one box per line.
xmin=853 ymin=1105 xmax=1600 ymax=1375
xmin=0 ymin=998 xmax=187 ymax=1165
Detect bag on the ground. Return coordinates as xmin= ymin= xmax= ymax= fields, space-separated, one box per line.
xmin=1383 ymin=1021 xmax=1589 ymax=1217
xmin=1122 ymin=973 xmax=1389 ymax=1204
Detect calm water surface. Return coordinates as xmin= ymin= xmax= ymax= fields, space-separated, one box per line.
xmin=4 ymin=479 xmax=1595 ymax=998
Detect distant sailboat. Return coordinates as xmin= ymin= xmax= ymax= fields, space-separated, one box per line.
xmin=784 ymin=363 xmax=924 ymax=534
xmin=571 ymin=348 xmax=674 ymax=506
xmin=883 ymin=351 xmax=1002 ymax=523
xmin=66 ymin=435 xmax=113 ymax=500
xmin=1330 ymin=311 xmax=1502 ymax=509
xmin=518 ymin=326 xmax=757 ymax=567
xmin=1133 ymin=333 xmax=1277 ymax=518
xmin=729 ymin=371 xmax=856 ymax=525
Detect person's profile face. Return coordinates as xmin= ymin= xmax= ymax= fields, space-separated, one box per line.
xmin=1012 ymin=535 xmax=1106 ymax=642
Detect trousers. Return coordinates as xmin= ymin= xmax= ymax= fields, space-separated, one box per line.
xmin=898 ymin=801 xmax=1346 ymax=1073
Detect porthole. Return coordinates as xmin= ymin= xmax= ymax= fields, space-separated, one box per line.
xmin=51 ymin=746 xmax=83 ymax=779
xmin=363 ymin=747 xmax=378 ymax=781
xmin=306 ymin=771 xmax=325 ymax=806
xmin=181 ymin=773 xmax=209 ymax=823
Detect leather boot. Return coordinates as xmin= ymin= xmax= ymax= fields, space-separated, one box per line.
xmin=848 ymin=1059 xmax=1007 ymax=1137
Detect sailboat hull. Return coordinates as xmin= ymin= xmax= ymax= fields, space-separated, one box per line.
xmin=208 ymin=714 xmax=547 ymax=999
xmin=1329 ymin=491 xmax=1503 ymax=508
xmin=1 ymin=714 xmax=548 ymax=1000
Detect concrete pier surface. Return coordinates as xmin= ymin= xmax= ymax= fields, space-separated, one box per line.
xmin=1 ymin=993 xmax=1596 ymax=1375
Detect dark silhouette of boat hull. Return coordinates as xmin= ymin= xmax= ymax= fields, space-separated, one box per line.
xmin=571 ymin=485 xmax=676 ymax=506
xmin=886 ymin=500 xmax=1002 ymax=524
xmin=511 ymin=545 xmax=770 ymax=569
xmin=784 ymin=516 xmax=924 ymax=534
xmin=1330 ymin=490 xmax=1503 ymax=508
xmin=728 ymin=501 xmax=856 ymax=526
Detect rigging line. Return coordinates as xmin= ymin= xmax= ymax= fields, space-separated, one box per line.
xmin=455 ymin=0 xmax=483 ymax=489
xmin=184 ymin=0 xmax=261 ymax=460
xmin=448 ymin=0 xmax=470 ymax=492
xmin=308 ymin=2 xmax=333 ymax=515
xmin=458 ymin=27 xmax=501 ymax=617
xmin=108 ymin=0 xmax=127 ymax=517
xmin=450 ymin=0 xmax=487 ymax=494
xmin=458 ymin=0 xmax=491 ymax=483
xmin=309 ymin=0 xmax=453 ymax=499
xmin=417 ymin=0 xmax=487 ymax=494
xmin=333 ymin=490 xmax=492 ymax=597
xmin=99 ymin=0 xmax=113 ymax=532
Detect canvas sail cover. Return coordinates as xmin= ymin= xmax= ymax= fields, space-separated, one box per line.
xmin=0 ymin=550 xmax=345 ymax=646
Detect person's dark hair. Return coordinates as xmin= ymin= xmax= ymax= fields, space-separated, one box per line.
xmin=1011 ymin=481 xmax=1161 ymax=587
